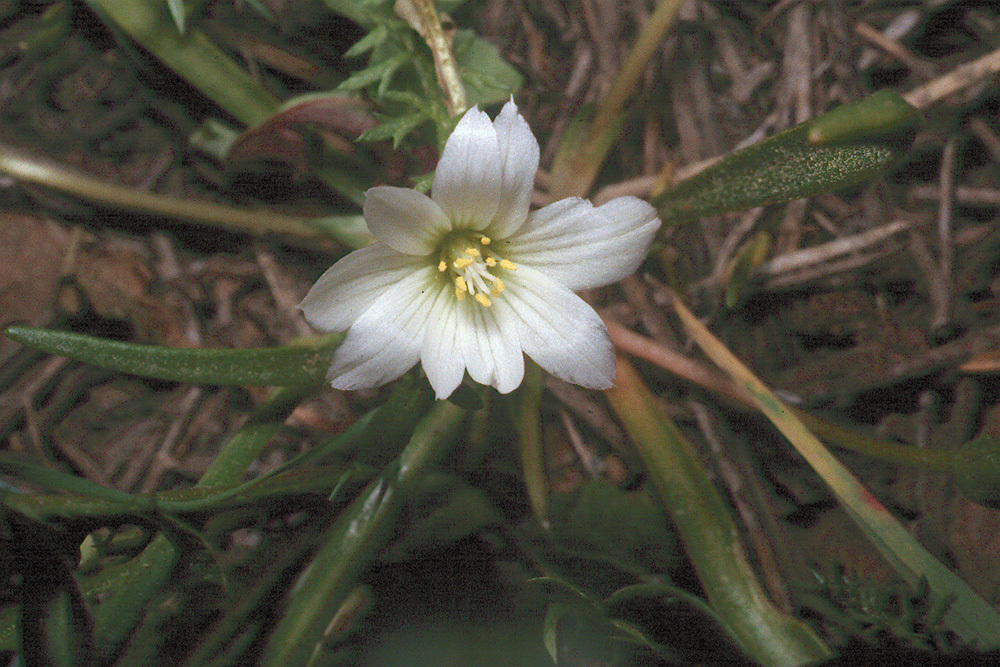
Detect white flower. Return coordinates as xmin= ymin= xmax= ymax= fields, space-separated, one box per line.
xmin=299 ymin=100 xmax=660 ymax=400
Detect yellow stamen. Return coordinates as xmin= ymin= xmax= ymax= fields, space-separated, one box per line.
xmin=485 ymin=257 xmax=497 ymax=267
xmin=474 ymin=293 xmax=492 ymax=307
xmin=499 ymin=259 xmax=517 ymax=271
xmin=492 ymin=279 xmax=505 ymax=295
xmin=464 ymin=246 xmax=481 ymax=257
xmin=480 ymin=236 xmax=491 ymax=245
xmin=453 ymin=257 xmax=473 ymax=269
xmin=455 ymin=288 xmax=466 ymax=301
xmin=437 ymin=260 xmax=447 ymax=272
xmin=455 ymin=276 xmax=467 ymax=292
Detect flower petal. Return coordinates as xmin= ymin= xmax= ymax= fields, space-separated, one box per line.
xmin=299 ymin=243 xmax=421 ymax=333
xmin=486 ymin=99 xmax=539 ymax=238
xmin=501 ymin=266 xmax=614 ymax=389
xmin=420 ymin=285 xmax=466 ymax=399
xmin=457 ymin=298 xmax=524 ymax=394
xmin=432 ymin=106 xmax=501 ymax=229
xmin=363 ymin=186 xmax=451 ymax=255
xmin=326 ymin=267 xmax=439 ymax=391
xmin=505 ymin=196 xmax=660 ymax=291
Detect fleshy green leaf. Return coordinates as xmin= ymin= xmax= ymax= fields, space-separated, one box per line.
xmin=606 ymin=359 xmax=833 ymax=666
xmin=654 ymin=91 xmax=920 ymax=223
xmin=5 ymin=325 xmax=341 ymax=386
xmin=672 ymin=296 xmax=1000 ymax=649
xmin=259 ymin=401 xmax=466 ymax=665
xmin=82 ymin=0 xmax=280 ymax=126
xmin=949 ymin=436 xmax=1000 ymax=508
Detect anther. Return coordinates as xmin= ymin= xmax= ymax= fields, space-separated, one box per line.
xmin=474 ymin=293 xmax=492 ymax=307
xmin=464 ymin=246 xmax=481 ymax=257
xmin=499 ymin=259 xmax=517 ymax=271
xmin=453 ymin=258 xmax=473 ymax=269
xmin=437 ymin=261 xmax=447 ymax=272
xmin=485 ymin=257 xmax=497 ymax=267
xmin=480 ymin=236 xmax=491 ymax=245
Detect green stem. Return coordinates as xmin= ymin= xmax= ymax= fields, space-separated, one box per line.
xmin=0 ymin=146 xmax=331 ymax=245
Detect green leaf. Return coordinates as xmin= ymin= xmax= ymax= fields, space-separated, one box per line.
xmin=5 ymin=325 xmax=341 ymax=386
xmin=337 ymin=51 xmax=410 ymax=92
xmin=654 ymin=91 xmax=920 ymax=223
xmin=950 ymin=436 xmax=1000 ymax=508
xmin=259 ymin=401 xmax=466 ymax=665
xmin=82 ymin=0 xmax=279 ymax=126
xmin=606 ymin=359 xmax=833 ymax=666
xmin=344 ymin=23 xmax=389 ymax=57
xmin=672 ymin=296 xmax=1000 ymax=649
xmin=358 ymin=110 xmax=431 ymax=147
xmin=452 ymin=29 xmax=523 ymax=107
xmin=383 ymin=476 xmax=503 ymax=561
xmin=549 ymin=480 xmax=679 ymax=576
xmin=320 ymin=0 xmax=393 ymax=26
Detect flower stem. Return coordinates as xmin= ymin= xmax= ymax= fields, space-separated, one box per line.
xmin=398 ymin=0 xmax=468 ymax=117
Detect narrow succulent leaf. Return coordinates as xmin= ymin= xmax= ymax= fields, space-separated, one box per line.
xmin=671 ymin=296 xmax=1000 ymax=649
xmin=166 ymin=0 xmax=187 ymax=33
xmin=82 ymin=0 xmax=279 ymax=126
xmin=260 ymin=401 xmax=466 ymax=664
xmin=518 ymin=362 xmax=549 ymax=527
xmin=1 ymin=457 xmax=138 ymax=504
xmin=5 ymin=326 xmax=341 ymax=386
xmin=344 ymin=24 xmax=389 ymax=57
xmin=605 ymin=359 xmax=832 ymax=666
xmin=14 ymin=531 xmax=94 ymax=666
xmin=87 ymin=384 xmax=314 ymax=659
xmin=654 ymin=91 xmax=920 ymax=223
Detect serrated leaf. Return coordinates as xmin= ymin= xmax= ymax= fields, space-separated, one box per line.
xmin=452 ymin=29 xmax=522 ymax=107
xmin=358 ymin=111 xmax=429 ymax=147
xmin=5 ymin=325 xmax=341 ymax=386
xmin=654 ymin=91 xmax=920 ymax=223
xmin=320 ymin=0 xmax=393 ymax=26
xmin=337 ymin=51 xmax=409 ymax=92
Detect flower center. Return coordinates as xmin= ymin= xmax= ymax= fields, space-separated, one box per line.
xmin=436 ymin=233 xmax=517 ymax=307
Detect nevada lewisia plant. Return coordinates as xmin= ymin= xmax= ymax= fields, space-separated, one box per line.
xmin=299 ymin=100 xmax=661 ymax=399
